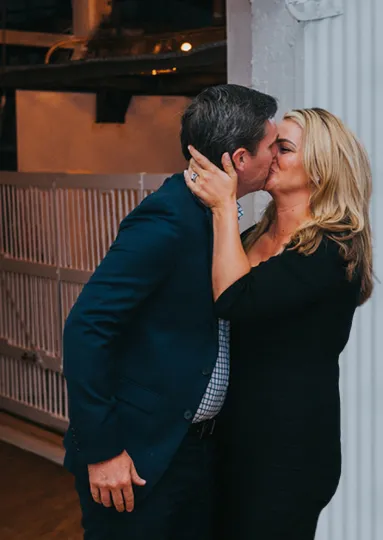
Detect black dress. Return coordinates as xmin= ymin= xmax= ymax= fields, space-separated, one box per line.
xmin=214 ymin=236 xmax=361 ymax=540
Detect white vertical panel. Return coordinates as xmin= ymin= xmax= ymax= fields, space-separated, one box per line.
xmin=302 ymin=1 xmax=383 ymax=539
xmin=372 ymin=0 xmax=383 ymax=538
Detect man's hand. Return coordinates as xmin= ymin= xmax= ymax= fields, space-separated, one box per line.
xmin=88 ymin=450 xmax=146 ymax=512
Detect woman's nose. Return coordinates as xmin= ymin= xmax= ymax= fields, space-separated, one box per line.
xmin=272 ymin=153 xmax=279 ymax=166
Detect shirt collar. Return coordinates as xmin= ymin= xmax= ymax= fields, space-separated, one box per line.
xmin=237 ymin=201 xmax=244 ymax=221
xmin=191 ymin=191 xmax=243 ymax=221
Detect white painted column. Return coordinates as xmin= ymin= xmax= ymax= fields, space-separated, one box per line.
xmin=227 ymin=0 xmax=252 ymax=87
xmin=226 ymin=1 xmax=383 ymax=539
xmin=227 ymin=0 xmax=303 ymax=229
xmin=226 ymin=0 xmax=255 ymax=232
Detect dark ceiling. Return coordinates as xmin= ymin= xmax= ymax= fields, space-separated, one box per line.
xmin=2 ymin=0 xmax=72 ymax=32
xmin=2 ymin=1 xmax=217 ymax=33
xmin=0 ymin=0 xmax=226 ymax=92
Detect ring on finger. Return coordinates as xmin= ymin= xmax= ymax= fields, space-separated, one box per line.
xmin=190 ymin=172 xmax=199 ymax=182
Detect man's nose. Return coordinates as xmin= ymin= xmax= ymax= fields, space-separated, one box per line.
xmin=272 ymin=143 xmax=279 ymax=158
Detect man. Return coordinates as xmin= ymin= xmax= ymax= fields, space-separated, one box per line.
xmin=63 ymin=84 xmax=278 ymax=539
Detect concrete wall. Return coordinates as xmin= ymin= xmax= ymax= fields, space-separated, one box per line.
xmin=16 ymin=91 xmax=190 ymax=174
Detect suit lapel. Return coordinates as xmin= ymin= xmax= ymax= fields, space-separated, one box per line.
xmin=204 ymin=207 xmax=214 ymax=265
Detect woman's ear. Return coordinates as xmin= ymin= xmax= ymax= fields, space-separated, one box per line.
xmin=231 ymin=148 xmax=247 ymax=172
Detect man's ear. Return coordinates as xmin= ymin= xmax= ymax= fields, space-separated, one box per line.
xmin=231 ymin=148 xmax=248 ymax=172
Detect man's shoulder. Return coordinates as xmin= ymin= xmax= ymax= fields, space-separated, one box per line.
xmin=125 ymin=172 xmax=204 ymax=223
xmin=149 ymin=172 xmax=188 ymax=204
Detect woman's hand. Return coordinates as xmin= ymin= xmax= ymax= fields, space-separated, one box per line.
xmin=184 ymin=147 xmax=249 ymax=300
xmin=184 ymin=145 xmax=238 ymax=212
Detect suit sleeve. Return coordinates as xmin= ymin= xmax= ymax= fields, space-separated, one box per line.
xmin=215 ymin=239 xmax=349 ymax=323
xmin=63 ymin=196 xmax=182 ymax=464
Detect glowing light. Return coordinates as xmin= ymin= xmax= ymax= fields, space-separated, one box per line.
xmin=181 ymin=42 xmax=192 ymax=52
xmin=151 ymin=68 xmax=177 ymax=76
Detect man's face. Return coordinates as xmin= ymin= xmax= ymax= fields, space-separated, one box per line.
xmin=235 ymin=120 xmax=278 ymax=197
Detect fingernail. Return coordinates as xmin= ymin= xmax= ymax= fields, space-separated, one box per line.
xmin=223 ymin=152 xmax=230 ymax=159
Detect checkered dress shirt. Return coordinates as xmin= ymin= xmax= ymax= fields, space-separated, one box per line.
xmin=193 ymin=202 xmax=244 ymax=422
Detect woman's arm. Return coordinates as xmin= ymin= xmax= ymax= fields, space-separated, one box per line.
xmin=184 ymin=146 xmax=251 ymax=300
xmin=211 ymin=203 xmax=251 ymax=300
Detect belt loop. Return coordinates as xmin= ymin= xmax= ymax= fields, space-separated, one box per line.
xmin=209 ymin=418 xmax=216 ymax=435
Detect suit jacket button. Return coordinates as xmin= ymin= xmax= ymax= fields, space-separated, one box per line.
xmin=184 ymin=410 xmax=193 ymax=421
xmin=202 ymin=368 xmax=212 ymax=376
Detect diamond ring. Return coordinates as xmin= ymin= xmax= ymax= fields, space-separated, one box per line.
xmin=191 ymin=172 xmax=199 ymax=182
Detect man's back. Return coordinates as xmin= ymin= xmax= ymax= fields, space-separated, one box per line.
xmin=63 ymin=173 xmax=218 ymax=495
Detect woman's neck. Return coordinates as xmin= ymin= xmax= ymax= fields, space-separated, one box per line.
xmin=269 ymin=192 xmax=311 ymax=239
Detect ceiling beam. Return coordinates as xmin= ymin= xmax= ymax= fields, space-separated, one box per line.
xmin=0 ymin=29 xmax=76 ymax=49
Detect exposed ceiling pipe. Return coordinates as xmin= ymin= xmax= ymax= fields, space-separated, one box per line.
xmin=72 ymin=0 xmax=112 ymax=37
xmin=69 ymin=0 xmax=112 ymax=60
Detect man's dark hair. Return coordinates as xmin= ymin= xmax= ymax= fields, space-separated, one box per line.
xmin=181 ymin=84 xmax=278 ymax=167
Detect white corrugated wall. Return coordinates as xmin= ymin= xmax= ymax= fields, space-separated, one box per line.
xmin=229 ymin=0 xmax=383 ymax=537
xmin=303 ymin=2 xmax=383 ymax=539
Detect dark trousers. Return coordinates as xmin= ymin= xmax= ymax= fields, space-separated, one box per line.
xmin=75 ymin=429 xmax=217 ymax=540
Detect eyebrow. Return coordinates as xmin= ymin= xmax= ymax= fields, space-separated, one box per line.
xmin=277 ymin=137 xmax=297 ymax=148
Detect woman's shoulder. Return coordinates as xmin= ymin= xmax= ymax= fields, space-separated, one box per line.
xmin=280 ymin=235 xmax=361 ymax=290
xmin=283 ymin=235 xmax=344 ymax=266
xmin=310 ymin=235 xmax=343 ymax=258
xmin=243 ymin=227 xmax=349 ymax=271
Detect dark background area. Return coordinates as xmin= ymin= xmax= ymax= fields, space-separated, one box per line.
xmin=1 ymin=1 xmax=217 ymax=33
xmin=0 ymin=1 xmax=226 ymax=170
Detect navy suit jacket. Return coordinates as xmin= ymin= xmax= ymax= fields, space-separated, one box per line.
xmin=63 ymin=173 xmax=219 ymax=496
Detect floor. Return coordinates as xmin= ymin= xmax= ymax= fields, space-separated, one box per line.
xmin=0 ymin=441 xmax=82 ymax=540
xmin=0 ymin=411 xmax=65 ymax=466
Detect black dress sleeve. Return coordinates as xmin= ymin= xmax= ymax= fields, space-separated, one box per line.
xmin=215 ymin=238 xmax=350 ymax=322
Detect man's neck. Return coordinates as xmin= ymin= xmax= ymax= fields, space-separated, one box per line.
xmin=236 ymin=183 xmax=252 ymax=200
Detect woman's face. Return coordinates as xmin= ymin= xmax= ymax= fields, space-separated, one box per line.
xmin=265 ymin=119 xmax=310 ymax=196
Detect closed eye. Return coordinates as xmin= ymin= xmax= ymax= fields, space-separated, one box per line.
xmin=278 ymin=145 xmax=291 ymax=154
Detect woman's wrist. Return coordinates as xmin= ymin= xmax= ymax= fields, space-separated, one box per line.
xmin=211 ymin=198 xmax=238 ymax=217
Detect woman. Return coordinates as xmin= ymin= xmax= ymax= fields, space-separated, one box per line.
xmin=184 ymin=108 xmax=373 ymax=539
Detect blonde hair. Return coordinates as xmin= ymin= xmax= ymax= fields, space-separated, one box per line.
xmin=244 ymin=108 xmax=373 ymax=305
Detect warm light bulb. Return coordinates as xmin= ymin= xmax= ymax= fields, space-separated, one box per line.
xmin=181 ymin=42 xmax=192 ymax=52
